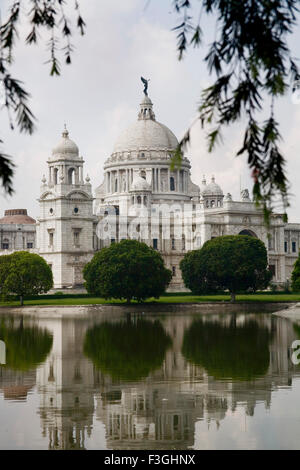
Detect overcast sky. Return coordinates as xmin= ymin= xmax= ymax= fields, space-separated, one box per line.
xmin=1 ymin=0 xmax=300 ymax=221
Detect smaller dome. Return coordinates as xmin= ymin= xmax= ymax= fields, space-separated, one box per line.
xmin=202 ymin=175 xmax=223 ymax=196
xmin=52 ymin=126 xmax=79 ymax=158
xmin=0 ymin=209 xmax=36 ymax=225
xmin=130 ymin=176 xmax=151 ymax=192
xmin=140 ymin=95 xmax=152 ymax=106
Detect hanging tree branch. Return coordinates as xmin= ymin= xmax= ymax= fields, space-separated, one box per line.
xmin=0 ymin=0 xmax=86 ymax=194
xmin=172 ymin=0 xmax=300 ymax=223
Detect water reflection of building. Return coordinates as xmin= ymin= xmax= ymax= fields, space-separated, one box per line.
xmin=94 ymin=313 xmax=300 ymax=449
xmin=1 ymin=311 xmax=300 ymax=450
xmin=35 ymin=318 xmax=96 ymax=450
xmin=0 ymin=367 xmax=36 ymax=401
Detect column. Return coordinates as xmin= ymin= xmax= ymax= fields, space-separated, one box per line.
xmin=158 ymin=168 xmax=161 ymax=192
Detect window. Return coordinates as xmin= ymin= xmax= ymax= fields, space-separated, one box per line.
xmin=170 ymin=176 xmax=175 ymax=191
xmin=111 ymin=238 xmax=116 ymax=244
xmin=284 ymin=241 xmax=288 ymax=252
xmin=137 ymin=196 xmax=142 ymax=205
xmin=171 ymin=238 xmax=175 ymax=250
xmin=68 ymin=168 xmax=75 ymax=184
xmin=74 ymin=231 xmax=80 ymax=247
xmin=182 ymin=235 xmax=185 ymax=251
xmin=27 ymin=242 xmax=33 ymax=249
xmin=49 ymin=208 xmax=53 ymax=214
xmin=153 ymin=239 xmax=158 ymax=249
xmin=49 ymin=232 xmax=54 ymax=247
xmin=74 ymin=207 xmax=79 ymax=214
xmin=54 ymin=168 xmax=58 ymax=185
xmin=115 ymin=179 xmax=118 ymax=192
xmin=2 ymin=240 xmax=9 ymax=249
xmin=269 ymin=265 xmax=276 ymax=278
xmin=292 ymin=241 xmax=297 ymax=253
xmin=268 ymin=236 xmax=274 ymax=251
xmin=211 ymin=200 xmax=215 ymax=208
xmin=172 ymin=266 xmax=176 ymax=276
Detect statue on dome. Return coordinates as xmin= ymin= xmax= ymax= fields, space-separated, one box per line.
xmin=141 ymin=76 xmax=150 ymax=96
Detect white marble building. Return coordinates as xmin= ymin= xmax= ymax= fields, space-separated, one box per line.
xmin=0 ymin=91 xmax=299 ymax=289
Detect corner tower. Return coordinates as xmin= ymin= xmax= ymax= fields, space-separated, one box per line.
xmin=37 ymin=126 xmax=94 ymax=288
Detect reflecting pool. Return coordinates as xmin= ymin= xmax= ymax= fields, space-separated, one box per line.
xmin=0 ymin=309 xmax=300 ymax=450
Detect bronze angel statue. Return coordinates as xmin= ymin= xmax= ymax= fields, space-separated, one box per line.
xmin=141 ymin=76 xmax=150 ymax=96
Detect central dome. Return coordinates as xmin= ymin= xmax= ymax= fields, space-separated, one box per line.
xmin=113 ymin=95 xmax=178 ymax=153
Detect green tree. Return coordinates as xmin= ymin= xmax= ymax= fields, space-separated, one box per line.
xmin=84 ymin=318 xmax=172 ymax=381
xmin=0 ymin=251 xmax=53 ymax=305
xmin=0 ymin=0 xmax=85 ymax=193
xmin=182 ymin=317 xmax=271 ymax=380
xmin=172 ymin=0 xmax=300 ymax=222
xmin=83 ymin=240 xmax=172 ymax=303
xmin=180 ymin=235 xmax=272 ymax=302
xmin=291 ymin=254 xmax=300 ymax=291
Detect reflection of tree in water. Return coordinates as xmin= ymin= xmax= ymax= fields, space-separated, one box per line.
xmin=0 ymin=318 xmax=53 ymax=371
xmin=182 ymin=317 xmax=271 ymax=380
xmin=84 ymin=318 xmax=172 ymax=381
xmin=293 ymin=323 xmax=300 ymax=338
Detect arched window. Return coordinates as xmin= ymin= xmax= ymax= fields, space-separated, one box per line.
xmin=144 ymin=196 xmax=147 ymax=205
xmin=239 ymin=229 xmax=257 ymax=237
xmin=141 ymin=170 xmax=146 ymax=179
xmin=170 ymin=176 xmax=175 ymax=191
xmin=54 ymin=168 xmax=59 ymax=185
xmin=115 ymin=179 xmax=118 ymax=193
xmin=68 ymin=168 xmax=75 ymax=185
xmin=206 ymin=200 xmax=209 ymax=208
xmin=2 ymin=238 xmax=9 ymax=250
xmin=211 ymin=200 xmax=215 ymax=208
xmin=137 ymin=196 xmax=141 ymax=205
xmin=182 ymin=235 xmax=186 ymax=251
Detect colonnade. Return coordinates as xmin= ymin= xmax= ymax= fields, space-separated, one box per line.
xmin=105 ymin=167 xmax=189 ymax=194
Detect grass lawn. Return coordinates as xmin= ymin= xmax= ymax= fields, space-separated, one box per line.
xmin=0 ymin=293 xmax=300 ymax=306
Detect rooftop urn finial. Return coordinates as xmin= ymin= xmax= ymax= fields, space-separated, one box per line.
xmin=41 ymin=174 xmax=46 ymax=184
xmin=211 ymin=175 xmax=215 ymax=184
xmin=202 ymin=175 xmax=206 ymax=185
xmin=85 ymin=174 xmax=90 ymax=183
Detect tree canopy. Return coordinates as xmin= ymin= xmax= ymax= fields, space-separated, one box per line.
xmin=0 ymin=0 xmax=85 ymax=194
xmin=182 ymin=317 xmax=271 ymax=381
xmin=291 ymin=253 xmax=300 ymax=291
xmin=83 ymin=240 xmax=172 ymax=303
xmin=0 ymin=251 xmax=53 ymax=304
xmin=172 ymin=0 xmax=300 ymax=222
xmin=180 ymin=235 xmax=272 ymax=301
xmin=84 ymin=318 xmax=172 ymax=382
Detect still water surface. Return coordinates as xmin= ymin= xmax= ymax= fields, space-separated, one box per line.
xmin=0 ymin=309 xmax=300 ymax=450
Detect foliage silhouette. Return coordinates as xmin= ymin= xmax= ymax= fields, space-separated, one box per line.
xmin=182 ymin=317 xmax=271 ymax=380
xmin=84 ymin=318 xmax=172 ymax=381
xmin=0 ymin=319 xmax=53 ymax=371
